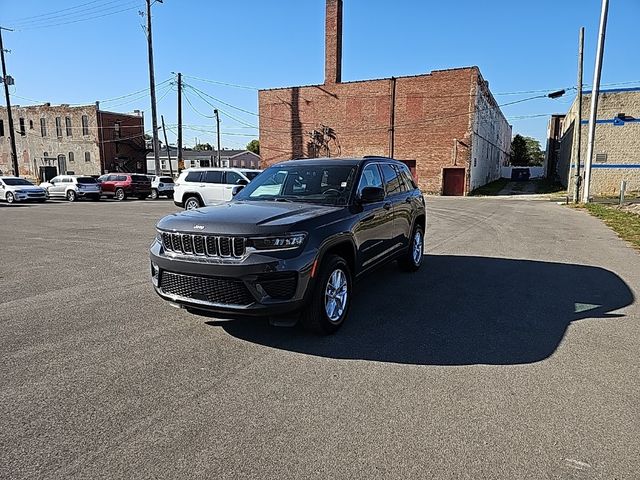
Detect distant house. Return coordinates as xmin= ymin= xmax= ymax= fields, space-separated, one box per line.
xmin=145 ymin=148 xmax=261 ymax=175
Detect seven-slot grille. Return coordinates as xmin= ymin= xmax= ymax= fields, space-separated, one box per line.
xmin=161 ymin=232 xmax=246 ymax=258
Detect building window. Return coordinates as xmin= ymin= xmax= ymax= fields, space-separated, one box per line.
xmin=29 ymin=120 xmax=34 ymax=130
xmin=65 ymin=117 xmax=73 ymax=136
xmin=55 ymin=117 xmax=63 ymax=137
xmin=81 ymin=115 xmax=89 ymax=136
xmin=69 ymin=152 xmax=75 ymax=162
xmin=0 ymin=119 xmax=4 ymax=137
xmin=84 ymin=151 xmax=91 ymax=162
xmin=595 ymin=153 xmax=608 ymax=163
xmin=40 ymin=118 xmax=47 ymax=137
xmin=19 ymin=118 xmax=26 ymax=136
xmin=114 ymin=121 xmax=121 ymax=139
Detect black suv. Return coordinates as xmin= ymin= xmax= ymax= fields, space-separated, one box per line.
xmin=150 ymin=157 xmax=426 ymax=334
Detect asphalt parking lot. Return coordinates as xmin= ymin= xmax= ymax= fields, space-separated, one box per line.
xmin=1 ymin=197 xmax=639 ymax=479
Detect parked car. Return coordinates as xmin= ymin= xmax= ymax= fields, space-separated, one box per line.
xmin=147 ymin=175 xmax=175 ymax=200
xmin=0 ymin=176 xmax=48 ymax=203
xmin=40 ymin=175 xmax=101 ymax=201
xmin=150 ymin=157 xmax=425 ymax=334
xmin=173 ymin=167 xmax=262 ymax=210
xmin=97 ymin=173 xmax=151 ymax=201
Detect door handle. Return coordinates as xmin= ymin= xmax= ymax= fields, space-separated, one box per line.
xmin=383 ymin=202 xmax=392 ymax=210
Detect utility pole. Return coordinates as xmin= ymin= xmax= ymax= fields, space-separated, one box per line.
xmin=573 ymin=27 xmax=585 ymax=203
xmin=214 ymin=108 xmax=221 ymax=167
xmin=145 ymin=0 xmax=162 ymax=176
xmin=0 ymin=27 xmax=19 ymax=176
xmin=176 ymin=72 xmax=183 ymax=173
xmin=160 ymin=115 xmax=174 ymax=177
xmin=583 ymin=0 xmax=609 ymax=203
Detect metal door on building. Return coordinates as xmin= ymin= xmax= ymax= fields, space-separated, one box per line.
xmin=442 ymin=168 xmax=465 ymax=196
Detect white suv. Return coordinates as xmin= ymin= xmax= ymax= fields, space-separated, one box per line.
xmin=174 ymin=168 xmax=261 ymax=210
xmin=40 ymin=175 xmax=101 ymax=202
xmin=148 ymin=175 xmax=175 ymax=200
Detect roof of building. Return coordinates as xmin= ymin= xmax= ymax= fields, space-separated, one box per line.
xmin=146 ymin=148 xmax=259 ymax=159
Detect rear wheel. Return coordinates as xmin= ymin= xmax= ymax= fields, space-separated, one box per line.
xmin=399 ymin=225 xmax=424 ymax=272
xmin=114 ymin=188 xmax=126 ymax=201
xmin=300 ymin=254 xmax=351 ymax=335
xmin=6 ymin=192 xmax=15 ymax=204
xmin=150 ymin=188 xmax=159 ymax=200
xmin=66 ymin=190 xmax=77 ymax=202
xmin=184 ymin=196 xmax=201 ymax=210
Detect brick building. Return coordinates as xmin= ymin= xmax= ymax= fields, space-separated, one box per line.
xmin=557 ymin=87 xmax=640 ymax=196
xmin=544 ymin=114 xmax=565 ymax=179
xmin=258 ymin=0 xmax=511 ymax=195
xmin=0 ymin=103 xmax=146 ymax=180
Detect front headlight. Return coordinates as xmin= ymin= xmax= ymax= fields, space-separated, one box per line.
xmin=249 ymin=232 xmax=307 ymax=251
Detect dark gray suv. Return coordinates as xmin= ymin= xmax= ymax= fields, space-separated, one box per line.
xmin=150 ymin=157 xmax=426 ymax=334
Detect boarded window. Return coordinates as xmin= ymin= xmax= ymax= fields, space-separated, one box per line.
xmin=0 ymin=119 xmax=4 ymax=137
xmin=84 ymin=151 xmax=91 ymax=162
xmin=40 ymin=118 xmax=47 ymax=136
xmin=69 ymin=152 xmax=75 ymax=162
xmin=595 ymin=153 xmax=608 ymax=163
xmin=82 ymin=115 xmax=89 ymax=136
xmin=55 ymin=117 xmax=63 ymax=137
xmin=65 ymin=117 xmax=73 ymax=136
xmin=19 ymin=118 xmax=25 ymax=136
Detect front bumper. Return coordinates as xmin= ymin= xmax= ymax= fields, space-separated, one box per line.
xmin=149 ymin=239 xmax=316 ymax=318
xmin=12 ymin=191 xmax=47 ymax=201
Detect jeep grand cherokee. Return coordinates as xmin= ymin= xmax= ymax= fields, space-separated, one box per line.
xmin=150 ymin=157 xmax=426 ymax=334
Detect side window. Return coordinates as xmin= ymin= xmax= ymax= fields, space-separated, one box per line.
xmin=357 ymin=164 xmax=383 ymax=196
xmin=380 ymin=163 xmax=402 ymax=196
xmin=62 ymin=177 xmax=72 ymax=183
xmin=399 ymin=164 xmax=417 ymax=190
xmin=106 ymin=175 xmax=117 ymax=181
xmin=225 ymin=171 xmax=243 ymax=185
xmin=116 ymin=175 xmax=127 ymax=181
xmin=50 ymin=176 xmax=60 ymax=183
xmin=185 ymin=171 xmax=202 ymax=183
xmin=203 ymin=170 xmax=223 ymax=184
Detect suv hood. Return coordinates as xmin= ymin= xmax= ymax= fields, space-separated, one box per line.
xmin=10 ymin=185 xmax=45 ymax=192
xmin=157 ymin=200 xmax=343 ymax=235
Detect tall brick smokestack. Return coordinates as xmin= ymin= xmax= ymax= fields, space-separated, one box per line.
xmin=325 ymin=0 xmax=343 ymax=84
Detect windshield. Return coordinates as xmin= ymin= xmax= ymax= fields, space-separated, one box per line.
xmin=234 ymin=164 xmax=356 ymax=206
xmin=2 ymin=178 xmax=34 ymax=186
xmin=77 ymin=177 xmax=97 ymax=184
xmin=159 ymin=177 xmax=174 ymax=183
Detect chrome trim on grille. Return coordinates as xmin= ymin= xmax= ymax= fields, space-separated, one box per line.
xmin=159 ymin=231 xmax=247 ymax=259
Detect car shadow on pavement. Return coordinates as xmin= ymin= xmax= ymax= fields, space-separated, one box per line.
xmin=213 ymin=255 xmax=634 ymax=366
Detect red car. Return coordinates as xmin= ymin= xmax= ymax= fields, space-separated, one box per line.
xmin=97 ymin=173 xmax=152 ymax=201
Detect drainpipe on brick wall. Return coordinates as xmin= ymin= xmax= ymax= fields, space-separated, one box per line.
xmin=388 ymin=77 xmax=396 ymax=158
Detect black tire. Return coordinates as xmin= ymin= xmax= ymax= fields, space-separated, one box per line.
xmin=37 ymin=199 xmax=47 ymax=203
xmin=184 ymin=196 xmax=202 ymax=210
xmin=66 ymin=190 xmax=77 ymax=202
xmin=114 ymin=188 xmax=126 ymax=201
xmin=150 ymin=188 xmax=159 ymax=200
xmin=91 ymin=195 xmax=100 ymax=201
xmin=6 ymin=192 xmax=15 ymax=204
xmin=399 ymin=224 xmax=424 ymax=272
xmin=300 ymin=254 xmax=352 ymax=335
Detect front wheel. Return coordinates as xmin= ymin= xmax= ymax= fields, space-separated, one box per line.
xmin=6 ymin=192 xmax=15 ymax=204
xmin=300 ymin=254 xmax=352 ymax=335
xmin=399 ymin=225 xmax=424 ymax=272
xmin=66 ymin=190 xmax=77 ymax=202
xmin=150 ymin=189 xmax=159 ymax=200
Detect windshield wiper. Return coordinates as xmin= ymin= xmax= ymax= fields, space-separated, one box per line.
xmin=272 ymin=197 xmax=294 ymax=203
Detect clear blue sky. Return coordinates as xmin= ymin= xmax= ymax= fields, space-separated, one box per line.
xmin=2 ymin=0 xmax=639 ymax=149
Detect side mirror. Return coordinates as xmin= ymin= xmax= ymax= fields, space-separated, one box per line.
xmin=236 ymin=179 xmax=248 ymax=186
xmin=232 ymin=185 xmax=245 ymax=196
xmin=50 ymin=181 xmax=55 ymax=185
xmin=359 ymin=186 xmax=385 ymax=203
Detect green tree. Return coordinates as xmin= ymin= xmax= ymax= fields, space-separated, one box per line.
xmin=523 ymin=137 xmax=544 ymax=166
xmin=194 ymin=143 xmax=213 ymax=151
xmin=246 ymin=139 xmax=260 ymax=155
xmin=510 ymin=134 xmax=529 ymax=166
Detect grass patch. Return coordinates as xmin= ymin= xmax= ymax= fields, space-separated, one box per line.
xmin=585 ymin=203 xmax=640 ymax=250
xmin=470 ymin=178 xmax=510 ymax=196
xmin=532 ymin=178 xmax=566 ymax=194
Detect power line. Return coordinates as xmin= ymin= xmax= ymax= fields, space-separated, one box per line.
xmin=11 ymin=4 xmax=141 ymax=31
xmin=7 ymin=0 xmax=138 ymax=28
xmin=182 ymin=74 xmax=258 ymax=91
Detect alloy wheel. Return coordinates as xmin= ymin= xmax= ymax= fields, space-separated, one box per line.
xmin=324 ymin=268 xmax=348 ymax=322
xmin=412 ymin=230 xmax=423 ymax=265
